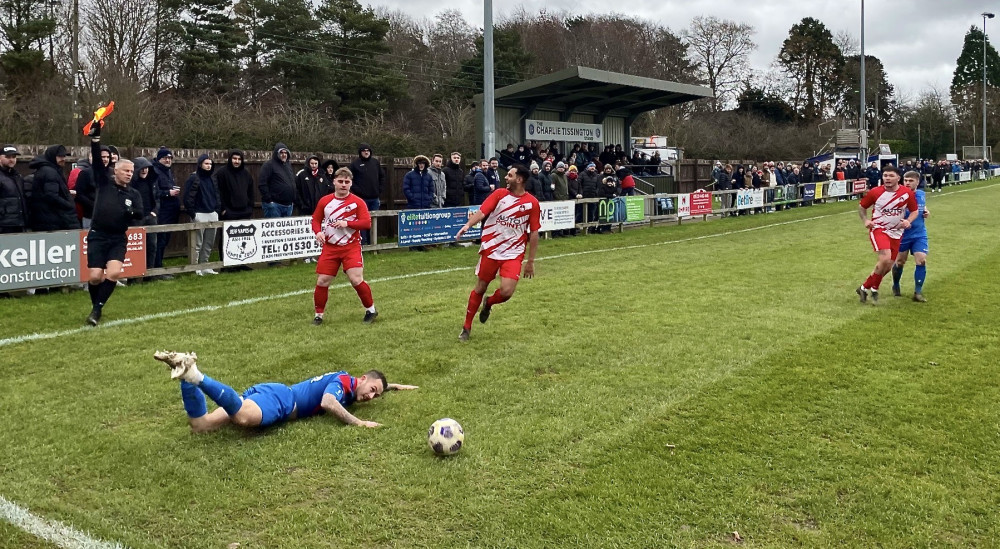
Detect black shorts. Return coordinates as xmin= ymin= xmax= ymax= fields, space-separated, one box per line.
xmin=86 ymin=230 xmax=127 ymax=268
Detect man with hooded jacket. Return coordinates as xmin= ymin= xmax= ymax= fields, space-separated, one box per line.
xmin=130 ymin=156 xmax=160 ymax=271
xmin=296 ymin=155 xmax=332 ymax=216
xmin=0 ymin=145 xmax=27 ymax=233
xmin=28 ymin=144 xmax=79 ymax=231
xmin=215 ymin=150 xmax=255 ymax=221
xmin=258 ymin=143 xmax=296 ymax=218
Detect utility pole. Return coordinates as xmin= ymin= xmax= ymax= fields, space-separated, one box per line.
xmin=70 ymin=0 xmax=79 ymax=143
xmin=482 ymin=0 xmax=495 ymax=160
xmin=983 ymin=12 xmax=995 ymax=162
xmin=859 ymin=0 xmax=867 ymax=163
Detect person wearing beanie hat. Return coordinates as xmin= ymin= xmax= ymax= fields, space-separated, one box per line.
xmin=152 ymin=146 xmax=180 ymax=277
xmin=155 ymin=147 xmax=173 ymax=161
xmin=529 ymin=161 xmax=539 ymax=172
xmin=0 ymin=144 xmax=27 ymax=233
xmin=525 ymin=162 xmax=542 ymax=198
xmin=107 ymin=145 xmax=120 ymax=164
xmin=539 ymin=159 xmax=554 ymax=201
xmin=348 ymin=143 xmax=384 ymax=245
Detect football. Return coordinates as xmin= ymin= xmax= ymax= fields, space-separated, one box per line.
xmin=427 ymin=418 xmax=464 ymax=455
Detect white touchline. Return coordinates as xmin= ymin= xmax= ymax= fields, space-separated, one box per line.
xmin=0 ymin=182 xmax=995 ymax=350
xmin=0 ymin=495 xmax=128 ymax=549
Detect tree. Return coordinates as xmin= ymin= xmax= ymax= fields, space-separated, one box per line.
xmin=175 ymin=0 xmax=245 ymax=94
xmin=839 ymin=54 xmax=897 ymax=140
xmin=0 ymin=0 xmax=58 ymax=86
xmin=776 ymin=17 xmax=843 ymax=120
xmin=450 ymin=26 xmax=531 ymax=99
xmin=736 ymin=85 xmax=795 ymax=123
xmin=253 ymin=0 xmax=331 ymax=104
xmin=950 ymin=25 xmax=1000 ymax=120
xmin=82 ymin=0 xmax=159 ymax=85
xmin=683 ymin=16 xmax=757 ymax=111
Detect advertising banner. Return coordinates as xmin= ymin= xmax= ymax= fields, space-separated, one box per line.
xmin=735 ymin=189 xmax=764 ymax=209
xmin=852 ymin=180 xmax=867 ymax=194
xmin=677 ymin=193 xmax=690 ymax=217
xmin=397 ymin=207 xmax=482 ymax=247
xmin=959 ymin=171 xmax=971 ymax=182
xmin=827 ymin=181 xmax=848 ymax=197
xmin=0 ymin=230 xmax=81 ymax=291
xmin=814 ymin=183 xmax=824 ymax=200
xmin=538 ymin=201 xmax=576 ymax=232
xmin=79 ymin=228 xmax=147 ymax=280
xmin=525 ymin=119 xmax=603 ymax=143
xmin=802 ymin=184 xmax=816 ymax=202
xmin=690 ymin=191 xmax=713 ymax=215
xmin=222 ymin=216 xmax=322 ymax=265
xmin=625 ymin=196 xmax=645 ymax=221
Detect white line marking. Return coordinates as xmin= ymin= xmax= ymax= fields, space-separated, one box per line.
xmin=1 ymin=182 xmax=996 ymax=350
xmin=0 ymin=495 xmax=128 ymax=549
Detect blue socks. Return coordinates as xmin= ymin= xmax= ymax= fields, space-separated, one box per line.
xmin=197 ymin=375 xmax=244 ymax=416
xmin=891 ymin=264 xmax=903 ymax=289
xmin=914 ymin=265 xmax=926 ymax=293
xmin=180 ymin=381 xmax=207 ymax=418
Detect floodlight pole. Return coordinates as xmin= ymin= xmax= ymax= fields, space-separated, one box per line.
xmin=859 ymin=0 xmax=867 ymax=162
xmin=984 ymin=12 xmax=995 ymax=162
xmin=483 ymin=0 xmax=496 ymax=160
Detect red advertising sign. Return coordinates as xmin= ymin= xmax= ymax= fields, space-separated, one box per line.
xmin=690 ymin=191 xmax=713 ymax=215
xmin=79 ymin=228 xmax=147 ymax=279
xmin=852 ymin=180 xmax=867 ymax=194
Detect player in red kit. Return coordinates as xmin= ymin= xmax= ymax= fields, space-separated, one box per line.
xmin=455 ymin=164 xmax=541 ymax=341
xmin=311 ymin=167 xmax=377 ymax=324
xmin=856 ymin=165 xmax=919 ymax=304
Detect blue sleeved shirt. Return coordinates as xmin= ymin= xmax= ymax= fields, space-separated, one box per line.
xmin=903 ymin=189 xmax=927 ymax=238
xmin=290 ymin=371 xmax=356 ymax=418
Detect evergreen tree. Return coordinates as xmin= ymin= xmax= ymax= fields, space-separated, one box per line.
xmin=176 ymin=0 xmax=246 ymax=94
xmin=776 ymin=17 xmax=843 ymax=120
xmin=840 ymin=54 xmax=897 ymax=137
xmin=317 ymin=0 xmax=405 ymax=117
xmin=450 ymin=26 xmax=532 ymax=99
xmin=0 ymin=0 xmax=58 ymax=86
xmin=736 ymin=86 xmax=795 ymax=123
xmin=253 ymin=0 xmax=330 ymax=104
xmin=950 ymin=26 xmax=1000 ymax=119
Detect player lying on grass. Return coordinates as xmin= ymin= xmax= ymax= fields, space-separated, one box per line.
xmin=153 ymin=351 xmax=417 ymax=432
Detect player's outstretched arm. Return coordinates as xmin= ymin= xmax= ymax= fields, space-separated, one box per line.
xmin=387 ymin=383 xmax=418 ymax=390
xmin=321 ymin=393 xmax=380 ymax=428
xmin=456 ymin=210 xmax=487 ymax=239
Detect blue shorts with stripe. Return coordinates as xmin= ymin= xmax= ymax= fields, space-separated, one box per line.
xmin=242 ymin=383 xmax=295 ymax=427
xmin=899 ymin=234 xmax=929 ymax=255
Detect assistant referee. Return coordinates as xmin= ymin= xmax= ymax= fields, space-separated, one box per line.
xmin=85 ymin=119 xmax=144 ymax=326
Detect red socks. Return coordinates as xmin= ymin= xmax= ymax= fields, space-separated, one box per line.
xmin=354 ymin=281 xmax=374 ymax=309
xmin=314 ymin=285 xmax=329 ymax=314
xmin=486 ymin=289 xmax=510 ymax=307
xmin=863 ymin=272 xmax=884 ymax=290
xmin=464 ymin=290 xmax=485 ymax=330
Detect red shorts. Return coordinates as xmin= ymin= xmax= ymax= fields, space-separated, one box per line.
xmin=476 ymin=255 xmax=522 ymax=282
xmin=316 ymin=245 xmax=363 ymax=276
xmin=869 ymin=229 xmax=900 ymax=260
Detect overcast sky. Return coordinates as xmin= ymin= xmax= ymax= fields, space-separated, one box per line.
xmin=369 ymin=0 xmax=996 ymax=101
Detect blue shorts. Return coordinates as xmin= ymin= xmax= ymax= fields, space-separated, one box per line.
xmin=899 ymin=234 xmax=929 ymax=255
xmin=242 ymin=383 xmax=295 ymax=427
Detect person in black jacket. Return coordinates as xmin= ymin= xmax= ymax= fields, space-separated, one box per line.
xmin=257 ymin=142 xmax=295 ymax=218
xmin=28 ymin=144 xmax=78 ymax=231
xmin=130 ymin=156 xmax=159 ymax=272
xmin=152 ymin=147 xmax=180 ymax=278
xmin=348 ymin=143 xmax=384 ymax=245
xmin=73 ymin=144 xmax=110 ymax=228
xmin=216 ymin=150 xmax=255 ymax=221
xmin=84 ymin=121 xmax=143 ymax=326
xmin=442 ymin=152 xmax=465 ymax=207
xmin=296 ymin=155 xmax=332 ymax=216
xmin=182 ymin=154 xmax=221 ymax=275
xmin=0 ymin=145 xmax=27 ymax=233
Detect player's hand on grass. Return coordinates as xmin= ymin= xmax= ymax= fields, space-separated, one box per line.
xmin=359 ymin=420 xmax=381 ymax=428
xmin=523 ymin=261 xmax=534 ymax=279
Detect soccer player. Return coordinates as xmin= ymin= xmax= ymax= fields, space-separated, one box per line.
xmin=153 ymin=351 xmax=417 ymax=432
xmin=84 ymin=119 xmax=144 ymax=325
xmin=856 ymin=165 xmax=920 ymax=304
xmin=892 ymin=170 xmax=930 ymax=302
xmin=311 ymin=167 xmax=377 ymax=325
xmin=455 ymin=164 xmax=541 ymax=341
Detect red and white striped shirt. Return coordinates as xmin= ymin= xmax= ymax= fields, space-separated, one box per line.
xmin=478 ymin=188 xmax=541 ymax=261
xmin=311 ymin=193 xmax=371 ymax=247
xmin=859 ymin=185 xmax=918 ymax=239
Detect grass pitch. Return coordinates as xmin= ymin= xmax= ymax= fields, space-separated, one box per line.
xmin=1 ymin=182 xmax=999 ymax=548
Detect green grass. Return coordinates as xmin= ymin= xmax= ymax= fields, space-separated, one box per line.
xmin=2 ymin=182 xmax=1000 ymax=548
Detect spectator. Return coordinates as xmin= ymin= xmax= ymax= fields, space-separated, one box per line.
xmin=649 ymin=151 xmax=661 ymax=176
xmin=785 ymin=166 xmax=800 ymax=207
xmin=296 ymin=155 xmax=332 ymax=217
xmin=525 ymin=162 xmax=543 ymax=198
xmin=486 ymin=158 xmax=502 ymax=190
xmin=619 ymin=166 xmax=636 ymax=196
xmin=0 ymin=145 xmax=27 ymax=233
xmin=463 ymin=163 xmax=478 ymax=205
xmin=28 ymin=144 xmax=79 ymax=231
xmin=552 ymin=162 xmax=569 ymax=201
xmin=833 ymin=161 xmax=846 ymax=181
xmin=429 ymin=154 xmax=447 ymax=208
xmin=74 ymin=144 xmax=110 ymax=228
xmin=349 ymin=143 xmax=385 ymax=231
xmin=182 ymin=154 xmax=221 ymax=275
xmin=216 ymin=150 xmax=255 ymax=221
xmin=539 ymin=160 xmax=554 ymax=201
xmin=402 ymin=155 xmax=434 ymax=210
xmin=513 ymin=145 xmax=531 ymax=166
xmin=129 ymin=156 xmax=160 ymax=273
xmin=498 ymin=144 xmax=516 ymax=169
xmin=931 ymin=161 xmax=945 ymax=193
xmin=800 ymin=161 xmax=814 ymax=183
xmin=442 ymin=152 xmax=465 ymax=207
xmin=579 ymin=162 xmax=602 ymax=228
xmin=258 ymin=143 xmax=296 ymax=218
xmin=472 ymin=160 xmax=492 ymax=205
xmin=846 ymin=159 xmax=861 ymax=180
xmin=152 ymin=147 xmax=179 ymax=279
xmin=716 ymin=163 xmax=734 ymax=217
xmin=321 ymin=159 xmax=339 ymax=183
xmin=865 ymin=161 xmax=881 ymax=189
xmin=568 ymin=165 xmax=581 ymax=236
xmin=597 ymin=167 xmax=620 ymax=233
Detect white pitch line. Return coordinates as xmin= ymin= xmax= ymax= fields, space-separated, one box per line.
xmin=0 ymin=495 xmax=128 ymax=549
xmin=1 ymin=182 xmax=996 ymax=350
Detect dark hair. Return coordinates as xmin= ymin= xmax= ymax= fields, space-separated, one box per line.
xmin=510 ymin=163 xmax=530 ymax=184
xmin=489 ymin=157 xmax=498 ymax=162
xmin=363 ymin=369 xmax=387 ymax=392
xmin=881 ymin=163 xmax=898 ymax=173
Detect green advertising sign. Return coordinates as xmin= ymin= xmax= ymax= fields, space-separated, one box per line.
xmin=625 ymin=196 xmax=645 ymax=221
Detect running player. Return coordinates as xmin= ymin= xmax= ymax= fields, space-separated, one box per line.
xmin=856 ymin=164 xmax=920 ymax=304
xmin=455 ymin=164 xmax=540 ymax=341
xmin=153 ymin=351 xmax=417 ymax=432
xmin=311 ymin=167 xmax=377 ymax=325
xmin=891 ymin=170 xmax=930 ymax=302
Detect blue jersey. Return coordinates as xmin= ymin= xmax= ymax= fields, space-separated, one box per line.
xmin=902 ymin=189 xmax=927 ymax=238
xmin=289 ymin=370 xmax=356 ymax=419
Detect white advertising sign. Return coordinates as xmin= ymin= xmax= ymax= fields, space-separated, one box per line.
xmin=735 ymin=189 xmax=764 ymax=209
xmin=677 ymin=193 xmax=691 ymax=217
xmin=827 ymin=181 xmax=848 ymax=197
xmin=222 ymin=216 xmax=323 ymax=266
xmin=538 ymin=201 xmax=576 ymax=232
xmin=525 ymin=119 xmax=603 ymax=143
